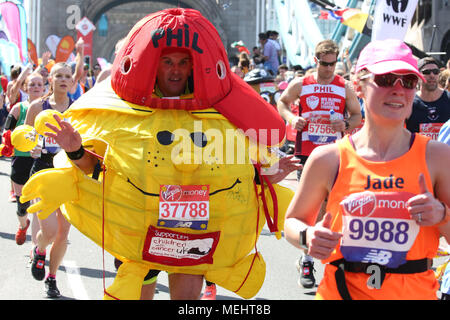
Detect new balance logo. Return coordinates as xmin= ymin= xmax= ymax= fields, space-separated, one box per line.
xmin=361 ymin=249 xmax=392 ymax=265
xmin=174 ymin=221 xmax=193 ymax=228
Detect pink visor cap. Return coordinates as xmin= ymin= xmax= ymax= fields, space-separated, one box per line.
xmin=355 ymin=39 xmax=425 ymax=82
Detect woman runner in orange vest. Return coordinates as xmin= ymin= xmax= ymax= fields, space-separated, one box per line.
xmin=284 ymin=39 xmax=450 ymax=300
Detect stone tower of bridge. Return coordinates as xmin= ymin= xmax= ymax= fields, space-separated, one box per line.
xmin=32 ymin=0 xmax=260 ymax=64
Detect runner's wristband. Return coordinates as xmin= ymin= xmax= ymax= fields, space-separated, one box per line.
xmin=66 ymin=145 xmax=85 ymax=160
xmin=437 ymin=202 xmax=450 ymax=226
xmin=344 ymin=119 xmax=350 ymax=130
xmin=288 ymin=115 xmax=297 ymax=127
xmin=299 ymin=227 xmax=308 ymax=250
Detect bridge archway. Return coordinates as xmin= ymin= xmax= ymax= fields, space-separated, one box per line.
xmin=80 ymin=0 xmax=228 ymax=61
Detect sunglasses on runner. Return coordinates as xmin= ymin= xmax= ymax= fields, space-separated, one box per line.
xmin=317 ymin=59 xmax=337 ymax=67
xmin=421 ymin=68 xmax=439 ymax=75
xmin=359 ymin=73 xmax=419 ymax=89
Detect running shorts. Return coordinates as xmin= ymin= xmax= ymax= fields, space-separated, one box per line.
xmin=11 ymin=156 xmax=34 ymax=185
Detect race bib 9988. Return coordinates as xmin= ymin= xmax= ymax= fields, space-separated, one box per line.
xmin=339 ymin=191 xmax=419 ymax=268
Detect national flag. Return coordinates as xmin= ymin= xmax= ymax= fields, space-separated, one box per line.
xmin=319 ymin=9 xmax=343 ymax=21
xmin=321 ymin=6 xmax=371 ymax=36
xmin=319 ymin=10 xmax=329 ymax=20
xmin=340 ymin=8 xmax=370 ymax=34
xmin=231 ymin=40 xmax=250 ymax=55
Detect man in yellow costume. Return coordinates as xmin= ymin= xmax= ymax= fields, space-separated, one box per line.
xmin=20 ymin=8 xmax=299 ymax=300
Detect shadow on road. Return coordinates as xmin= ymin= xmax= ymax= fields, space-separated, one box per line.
xmin=60 ymin=265 xmax=117 ymax=279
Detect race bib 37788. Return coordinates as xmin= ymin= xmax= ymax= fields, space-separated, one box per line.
xmin=158 ymin=185 xmax=210 ymax=230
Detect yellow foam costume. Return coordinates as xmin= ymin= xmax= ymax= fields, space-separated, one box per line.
xmin=22 ymin=80 xmax=293 ymax=299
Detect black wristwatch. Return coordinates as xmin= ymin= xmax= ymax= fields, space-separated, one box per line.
xmin=344 ymin=119 xmax=350 ymax=130
xmin=299 ymin=227 xmax=308 ymax=250
xmin=66 ymin=145 xmax=85 ymax=160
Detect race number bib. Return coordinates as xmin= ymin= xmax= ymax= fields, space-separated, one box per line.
xmin=42 ymin=135 xmax=61 ymax=154
xmin=307 ymin=115 xmax=339 ymax=144
xmin=419 ymin=123 xmax=443 ymax=140
xmin=339 ymin=191 xmax=419 ymax=268
xmin=44 ymin=135 xmax=59 ymax=148
xmin=158 ymin=185 xmax=210 ymax=230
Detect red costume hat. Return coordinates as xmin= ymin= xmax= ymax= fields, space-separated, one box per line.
xmin=111 ymin=8 xmax=285 ymax=146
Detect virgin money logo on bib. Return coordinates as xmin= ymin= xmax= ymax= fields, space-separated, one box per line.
xmin=161 ymin=185 xmax=182 ymax=201
xmin=341 ymin=191 xmax=376 ymax=217
xmin=306 ymin=96 xmax=319 ymax=110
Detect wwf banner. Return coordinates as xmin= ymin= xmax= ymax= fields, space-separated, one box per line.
xmin=372 ymin=0 xmax=418 ymax=41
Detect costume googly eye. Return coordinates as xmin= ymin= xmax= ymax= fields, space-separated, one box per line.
xmin=216 ymin=60 xmax=226 ymax=80
xmin=120 ymin=56 xmax=133 ymax=75
xmin=190 ymin=132 xmax=208 ymax=148
xmin=157 ymin=130 xmax=175 ymax=145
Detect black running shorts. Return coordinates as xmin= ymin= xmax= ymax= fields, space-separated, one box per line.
xmin=11 ymin=156 xmax=34 ymax=185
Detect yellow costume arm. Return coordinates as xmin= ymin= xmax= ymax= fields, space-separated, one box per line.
xmin=20 ymin=166 xmax=81 ymax=219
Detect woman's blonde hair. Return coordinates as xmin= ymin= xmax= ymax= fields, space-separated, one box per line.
xmin=25 ymin=72 xmax=44 ymax=87
xmin=355 ymin=69 xmax=370 ymax=83
xmin=438 ymin=69 xmax=450 ymax=89
xmin=49 ymin=62 xmax=71 ymax=76
xmin=41 ymin=62 xmax=72 ymax=101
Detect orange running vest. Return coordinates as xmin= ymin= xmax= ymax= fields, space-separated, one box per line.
xmin=296 ymin=74 xmax=346 ymax=156
xmin=316 ymin=134 xmax=440 ymax=300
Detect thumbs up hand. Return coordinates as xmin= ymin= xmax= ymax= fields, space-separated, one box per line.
xmin=407 ymin=173 xmax=446 ymax=226
xmin=306 ymin=212 xmax=343 ymax=260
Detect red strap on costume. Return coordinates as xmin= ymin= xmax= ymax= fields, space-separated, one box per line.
xmin=0 ymin=130 xmax=14 ymax=157
xmin=233 ymin=166 xmax=279 ymax=294
xmin=254 ymin=163 xmax=279 ymax=233
xmin=83 ymin=148 xmax=120 ymax=300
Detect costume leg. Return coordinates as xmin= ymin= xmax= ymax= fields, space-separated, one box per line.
xmin=104 ymin=261 xmax=149 ymax=300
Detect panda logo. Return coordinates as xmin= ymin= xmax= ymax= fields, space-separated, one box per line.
xmin=386 ymin=0 xmax=409 ymax=13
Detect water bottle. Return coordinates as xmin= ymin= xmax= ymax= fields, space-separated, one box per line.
xmin=269 ymin=146 xmax=287 ymax=158
xmin=329 ymin=109 xmax=340 ymax=121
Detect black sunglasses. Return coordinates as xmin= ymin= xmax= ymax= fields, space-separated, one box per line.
xmin=317 ymin=60 xmax=337 ymax=67
xmin=360 ymin=73 xmax=419 ymax=89
xmin=421 ymin=68 xmax=439 ymax=75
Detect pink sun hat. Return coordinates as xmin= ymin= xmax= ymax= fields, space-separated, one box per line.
xmin=355 ymin=39 xmax=425 ymax=82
